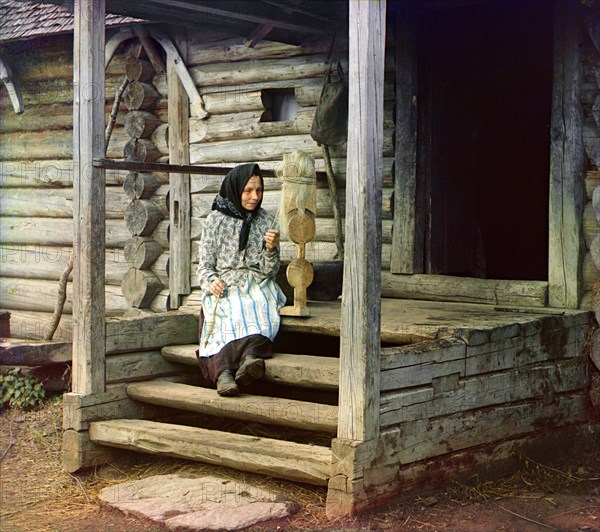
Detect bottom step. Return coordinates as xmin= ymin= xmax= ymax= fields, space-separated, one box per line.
xmin=89 ymin=419 xmax=332 ymax=486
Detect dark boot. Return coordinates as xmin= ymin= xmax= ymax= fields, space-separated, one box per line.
xmin=235 ymin=354 xmax=265 ymax=386
xmin=216 ymin=369 xmax=239 ymax=396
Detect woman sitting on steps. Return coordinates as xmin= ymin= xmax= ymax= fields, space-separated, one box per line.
xmin=196 ymin=163 xmax=286 ymax=396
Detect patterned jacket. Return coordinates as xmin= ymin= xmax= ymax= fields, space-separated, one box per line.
xmin=197 ymin=209 xmax=280 ymax=295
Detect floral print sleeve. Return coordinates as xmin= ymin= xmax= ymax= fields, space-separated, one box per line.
xmin=196 ymin=213 xmax=221 ymax=294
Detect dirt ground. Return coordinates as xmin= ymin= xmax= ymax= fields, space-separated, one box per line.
xmin=1 ymin=398 xmax=599 ymax=532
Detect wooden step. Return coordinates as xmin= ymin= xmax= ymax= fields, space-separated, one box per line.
xmin=127 ymin=380 xmax=338 ymax=434
xmin=161 ymin=345 xmax=339 ymax=390
xmin=89 ymin=419 xmax=332 ymax=486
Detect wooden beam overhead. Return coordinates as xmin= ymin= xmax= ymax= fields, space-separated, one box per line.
xmin=149 ymin=0 xmax=332 ymax=35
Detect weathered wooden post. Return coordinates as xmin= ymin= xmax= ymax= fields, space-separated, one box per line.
xmin=548 ymin=0 xmax=586 ymax=308
xmin=71 ymin=0 xmax=106 ymax=394
xmin=327 ymin=0 xmax=386 ymax=517
xmin=62 ymin=0 xmax=112 ymax=473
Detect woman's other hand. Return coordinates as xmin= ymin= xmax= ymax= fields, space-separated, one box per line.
xmin=210 ymin=279 xmax=226 ymax=297
xmin=264 ymin=229 xmax=280 ymax=252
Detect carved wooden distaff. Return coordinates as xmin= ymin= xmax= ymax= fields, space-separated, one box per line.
xmin=278 ymin=150 xmax=317 ymax=317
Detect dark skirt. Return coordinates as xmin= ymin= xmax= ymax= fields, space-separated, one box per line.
xmin=196 ymin=334 xmax=273 ymax=386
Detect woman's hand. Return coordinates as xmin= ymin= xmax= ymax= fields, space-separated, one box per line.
xmin=264 ymin=229 xmax=280 ymax=252
xmin=210 ymin=279 xmax=226 ymax=297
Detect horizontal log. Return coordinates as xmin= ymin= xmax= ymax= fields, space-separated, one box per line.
xmin=127 ymin=380 xmax=338 ymax=434
xmin=0 ymin=75 xmax=142 ymax=111
xmin=124 ymin=237 xmax=163 ymax=269
xmin=380 ymin=273 xmax=548 ymax=307
xmin=0 ymin=277 xmax=127 ymax=315
xmin=0 ymin=244 xmax=167 ymax=286
xmin=189 ymin=111 xmax=266 ymax=143
xmin=126 ymin=57 xmax=155 ymax=82
xmin=89 ymin=419 xmax=332 ymax=486
xmin=376 ymin=393 xmax=588 ymax=466
xmin=125 ymin=199 xmax=164 ymax=236
xmin=106 ymin=351 xmax=184 ymax=384
xmin=62 ymin=428 xmax=119 ymax=473
xmin=123 ymin=172 xmax=162 ymax=199
xmin=380 ymin=361 xmax=588 ymax=427
xmin=124 ymin=138 xmax=161 ymax=162
xmin=14 ymin=46 xmax=129 ymax=83
xmin=105 ymin=312 xmax=198 ymax=354
xmin=189 ymin=55 xmax=345 ymax=88
xmin=0 ymin=338 xmax=71 ymax=365
xmin=123 ymin=81 xmax=160 ymax=111
xmin=0 ymin=217 xmax=169 ymax=248
xmin=187 ymin=36 xmax=335 ymax=67
xmin=0 ymin=186 xmax=168 ymax=219
xmin=0 ymin=160 xmax=136 ymax=187
xmin=124 ymin=111 xmax=161 ymax=139
xmin=201 ymin=90 xmax=268 ymax=115
xmin=121 ymin=268 xmax=164 ymax=308
xmin=190 ymin=130 xmax=394 ymax=164
xmin=154 ymin=74 xmax=395 ymax=102
xmin=4 ymin=309 xmax=73 ymax=341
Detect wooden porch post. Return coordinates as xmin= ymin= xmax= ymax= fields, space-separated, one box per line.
xmin=72 ymin=0 xmax=106 ymax=394
xmin=338 ymin=0 xmax=387 ymax=443
xmin=390 ymin=8 xmax=421 ymax=274
xmin=167 ymin=33 xmax=191 ymax=309
xmin=548 ymin=0 xmax=585 ymax=308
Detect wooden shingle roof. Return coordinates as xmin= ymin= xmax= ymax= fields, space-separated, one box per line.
xmin=0 ymin=0 xmax=143 ymax=42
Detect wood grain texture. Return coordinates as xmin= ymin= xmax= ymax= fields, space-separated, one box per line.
xmin=548 ymin=0 xmax=586 ymax=308
xmin=391 ymin=9 xmax=421 ymax=274
xmin=338 ymin=0 xmax=387 ymax=442
xmin=72 ymin=0 xmax=106 ymax=394
xmin=127 ymin=380 xmax=338 ymax=433
xmin=90 ymin=419 xmax=332 ymax=486
xmin=167 ymin=35 xmax=192 ymax=309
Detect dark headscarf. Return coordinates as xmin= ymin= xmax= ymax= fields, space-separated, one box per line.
xmin=212 ymin=163 xmax=263 ymax=251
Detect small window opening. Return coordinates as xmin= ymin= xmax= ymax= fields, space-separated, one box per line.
xmin=262 ymin=88 xmax=300 ymax=122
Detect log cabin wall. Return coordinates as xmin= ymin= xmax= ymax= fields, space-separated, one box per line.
xmin=581 ymin=18 xmax=600 ymax=312
xmin=0 ymin=33 xmax=169 ymax=340
xmin=151 ymin=33 xmax=397 ymax=309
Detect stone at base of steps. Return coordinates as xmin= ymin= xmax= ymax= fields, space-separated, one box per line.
xmin=127 ymin=380 xmax=338 ymax=434
xmin=90 ymin=419 xmax=332 ymax=486
xmin=161 ymin=345 xmax=339 ymax=390
xmin=99 ymin=473 xmax=297 ymax=531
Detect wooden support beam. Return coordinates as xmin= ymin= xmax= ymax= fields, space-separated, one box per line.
xmin=105 ymin=28 xmax=134 ymax=69
xmin=150 ymin=30 xmax=208 ymax=118
xmin=548 ymin=0 xmax=586 ymax=308
xmin=0 ymin=56 xmax=24 ymax=114
xmin=338 ymin=0 xmax=386 ymax=442
xmin=167 ymin=33 xmax=192 ymax=309
xmin=93 ymin=157 xmax=279 ymax=178
xmin=390 ymin=9 xmax=421 ymax=274
xmin=72 ymin=0 xmax=106 ymax=394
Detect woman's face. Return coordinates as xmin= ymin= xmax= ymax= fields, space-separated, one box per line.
xmin=241 ymin=174 xmax=263 ymax=211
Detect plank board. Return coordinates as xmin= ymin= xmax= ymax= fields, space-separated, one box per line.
xmin=126 ymin=380 xmax=338 ymax=434
xmin=376 ymin=392 xmax=589 ymax=466
xmin=161 ymin=345 xmax=340 ymax=390
xmin=89 ymin=419 xmax=332 ymax=486
xmin=380 ymin=360 xmax=589 ymax=426
xmin=105 ymin=312 xmax=198 ymax=354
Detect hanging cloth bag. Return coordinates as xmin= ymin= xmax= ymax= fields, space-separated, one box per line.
xmin=310 ymin=60 xmax=348 ymax=146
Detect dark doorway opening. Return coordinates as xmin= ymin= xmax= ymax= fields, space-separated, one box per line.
xmin=419 ymin=0 xmax=553 ymax=280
